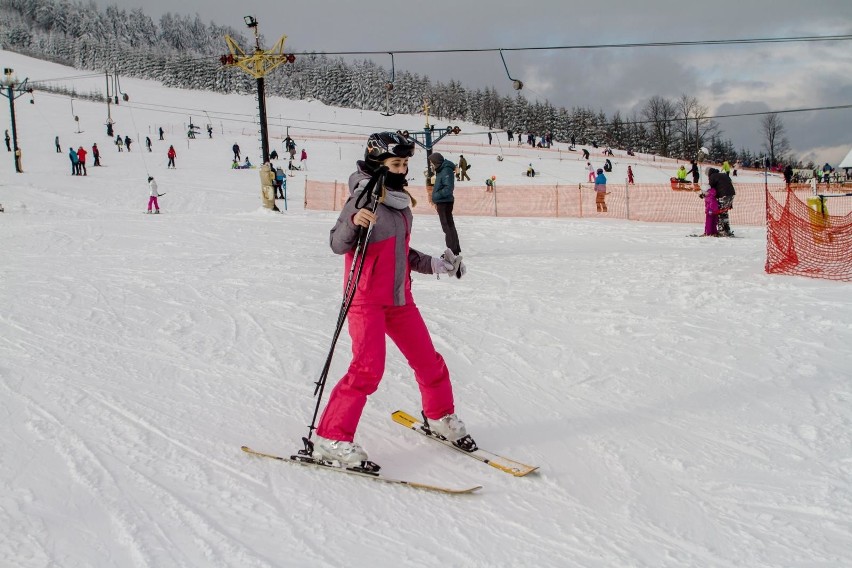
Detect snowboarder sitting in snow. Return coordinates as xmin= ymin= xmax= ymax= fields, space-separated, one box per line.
xmin=311 ymin=131 xmax=473 ymax=467
xmin=526 ymin=164 xmax=536 ymax=177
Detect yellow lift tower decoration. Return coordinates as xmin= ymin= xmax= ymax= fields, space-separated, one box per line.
xmin=220 ymin=16 xmax=296 ymax=211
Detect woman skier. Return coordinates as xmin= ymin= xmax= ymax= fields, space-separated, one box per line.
xmin=311 ymin=132 xmax=474 ymax=466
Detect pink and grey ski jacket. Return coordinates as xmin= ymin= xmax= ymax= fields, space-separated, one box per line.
xmin=329 ymin=163 xmax=435 ymax=306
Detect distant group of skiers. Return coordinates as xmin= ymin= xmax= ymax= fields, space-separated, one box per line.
xmin=67 ymin=146 xmax=87 ymax=175
xmin=115 ymin=134 xmax=132 ymax=152
xmin=231 ymin=138 xmax=307 ymax=172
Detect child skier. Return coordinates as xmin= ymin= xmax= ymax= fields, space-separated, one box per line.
xmin=700 ymin=186 xmax=719 ymax=236
xmin=146 ymin=176 xmax=162 ymax=214
xmin=312 ymin=131 xmax=473 ymax=466
xmin=485 ymin=175 xmax=496 ymax=192
xmin=595 ymin=168 xmax=608 ymax=212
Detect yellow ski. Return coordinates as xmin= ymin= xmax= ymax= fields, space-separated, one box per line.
xmin=391 ymin=411 xmax=539 ymax=477
xmin=241 ymin=446 xmax=482 ymax=495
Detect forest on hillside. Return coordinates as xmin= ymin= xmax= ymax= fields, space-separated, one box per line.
xmin=1 ymin=0 xmax=786 ymax=166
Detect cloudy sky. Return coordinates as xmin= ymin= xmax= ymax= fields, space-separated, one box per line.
xmin=92 ymin=0 xmax=852 ymax=164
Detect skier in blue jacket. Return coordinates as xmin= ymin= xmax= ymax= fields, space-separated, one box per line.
xmin=428 ymin=152 xmax=461 ymax=255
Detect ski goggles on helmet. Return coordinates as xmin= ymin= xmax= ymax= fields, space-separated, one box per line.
xmin=365 ymin=132 xmax=416 ymax=162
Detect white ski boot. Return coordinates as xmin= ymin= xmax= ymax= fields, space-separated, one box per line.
xmin=425 ymin=413 xmax=478 ymax=452
xmin=312 ymin=435 xmax=368 ymax=466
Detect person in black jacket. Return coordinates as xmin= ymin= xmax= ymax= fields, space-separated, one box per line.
xmin=707 ymin=167 xmax=736 ymax=236
xmin=688 ymin=160 xmax=700 ymax=184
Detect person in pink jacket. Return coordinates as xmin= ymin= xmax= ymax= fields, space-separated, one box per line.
xmin=701 ymin=186 xmax=720 ymax=236
xmin=312 ymin=132 xmax=474 ymax=466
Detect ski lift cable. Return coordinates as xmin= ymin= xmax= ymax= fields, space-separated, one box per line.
xmin=296 ymin=33 xmax=852 ymax=56
xmin=28 ymin=72 xmax=106 ymax=84
xmin=27 ymin=82 xmax=851 ymax=138
xmin=167 ymin=33 xmax=852 ymax=65
xmin=109 ymin=88 xmax=151 ymax=178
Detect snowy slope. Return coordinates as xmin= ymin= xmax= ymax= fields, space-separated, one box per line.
xmin=1 ymin=51 xmax=851 ymax=568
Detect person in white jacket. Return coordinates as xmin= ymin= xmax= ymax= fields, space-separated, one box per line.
xmin=147 ymin=176 xmax=161 ymax=214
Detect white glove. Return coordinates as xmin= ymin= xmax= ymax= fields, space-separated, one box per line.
xmin=431 ymin=255 xmax=454 ymax=275
xmin=441 ymin=249 xmax=467 ymax=279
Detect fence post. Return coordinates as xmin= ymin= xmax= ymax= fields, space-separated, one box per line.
xmin=493 ymin=183 xmax=498 ymax=217
xmin=304 ymin=176 xmax=308 ymax=208
xmin=625 ymin=179 xmax=630 ymax=220
xmin=555 ymin=182 xmax=559 ymax=218
xmin=333 ymin=180 xmax=338 ymax=211
xmin=578 ymin=183 xmax=583 ymax=218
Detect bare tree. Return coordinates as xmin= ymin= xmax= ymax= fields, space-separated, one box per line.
xmin=675 ymin=94 xmax=719 ymax=159
xmin=642 ymin=96 xmax=677 ymax=157
xmin=761 ymin=113 xmax=790 ymax=167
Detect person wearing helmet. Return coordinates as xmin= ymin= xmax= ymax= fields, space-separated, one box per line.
xmin=312 ymin=132 xmax=474 ymax=467
xmin=428 ymin=151 xmax=462 ymax=256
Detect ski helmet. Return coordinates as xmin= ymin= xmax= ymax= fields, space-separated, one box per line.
xmin=364 ymin=131 xmax=415 ymax=165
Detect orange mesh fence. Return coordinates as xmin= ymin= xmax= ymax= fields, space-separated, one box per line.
xmin=306 ymin=180 xmax=785 ymax=226
xmin=765 ymin=187 xmax=852 ymax=282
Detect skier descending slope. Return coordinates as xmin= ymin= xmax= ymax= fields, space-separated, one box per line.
xmin=310 ymin=131 xmax=474 ymax=468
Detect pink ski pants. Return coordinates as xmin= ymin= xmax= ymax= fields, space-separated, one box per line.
xmin=316 ymin=303 xmax=455 ymax=442
xmin=147 ymin=196 xmax=159 ymax=211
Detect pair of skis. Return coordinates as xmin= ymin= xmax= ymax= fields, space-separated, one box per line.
xmin=242 ymin=410 xmax=538 ymax=495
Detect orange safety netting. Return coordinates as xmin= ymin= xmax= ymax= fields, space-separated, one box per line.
xmin=765 ymin=187 xmax=852 ymax=282
xmin=305 ymin=180 xmax=785 ymax=226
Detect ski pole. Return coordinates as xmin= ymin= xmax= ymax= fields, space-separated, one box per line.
xmin=305 ymin=168 xmax=387 ymax=442
xmin=318 ymin=167 xmax=387 ymax=375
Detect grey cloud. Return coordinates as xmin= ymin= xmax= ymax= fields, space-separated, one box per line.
xmin=88 ymin=0 xmax=852 ymax=162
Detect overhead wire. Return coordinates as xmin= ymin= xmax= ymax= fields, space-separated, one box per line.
xmin=144 ymin=33 xmax=852 ymax=65
xmin=292 ymin=33 xmax=852 ymax=56
xmin=32 ymin=87 xmax=852 ymax=140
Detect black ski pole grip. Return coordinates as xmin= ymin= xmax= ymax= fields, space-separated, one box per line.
xmin=354 ymin=166 xmax=389 ymax=209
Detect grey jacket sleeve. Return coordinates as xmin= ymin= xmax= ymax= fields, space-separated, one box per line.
xmin=329 ymin=189 xmax=365 ymax=254
xmin=408 ymin=248 xmax=434 ymax=274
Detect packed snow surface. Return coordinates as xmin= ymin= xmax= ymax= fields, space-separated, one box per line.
xmin=1 ymin=51 xmax=851 ymax=567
